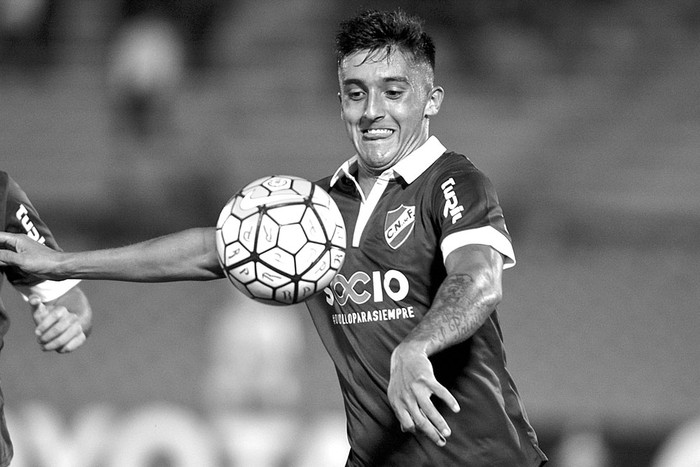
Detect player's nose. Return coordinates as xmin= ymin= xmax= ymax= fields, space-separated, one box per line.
xmin=363 ymin=91 xmax=385 ymax=120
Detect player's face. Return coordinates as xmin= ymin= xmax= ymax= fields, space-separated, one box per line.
xmin=338 ymin=48 xmax=443 ymax=173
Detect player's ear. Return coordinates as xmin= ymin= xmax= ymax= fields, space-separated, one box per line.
xmin=338 ymin=92 xmax=346 ymax=120
xmin=425 ymin=86 xmax=444 ymax=118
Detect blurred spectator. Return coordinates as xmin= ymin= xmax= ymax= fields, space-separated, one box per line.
xmin=553 ymin=419 xmax=611 ymax=467
xmin=0 ymin=0 xmax=55 ymax=71
xmin=203 ymin=291 xmax=308 ymax=466
xmin=118 ymin=0 xmax=224 ymax=69
xmin=652 ymin=416 xmax=700 ymax=467
xmin=107 ymin=12 xmax=184 ymax=140
xmin=203 ymin=291 xmax=305 ymax=410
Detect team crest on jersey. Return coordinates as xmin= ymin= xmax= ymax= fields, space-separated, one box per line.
xmin=384 ymin=205 xmax=415 ymax=249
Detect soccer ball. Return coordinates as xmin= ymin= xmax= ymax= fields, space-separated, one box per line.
xmin=215 ymin=175 xmax=346 ymax=305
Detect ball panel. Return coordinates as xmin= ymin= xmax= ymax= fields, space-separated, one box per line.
xmin=277 ymin=224 xmax=307 ymax=254
xmin=223 ymin=241 xmax=251 ymax=267
xmin=229 ymin=262 xmax=257 ymax=284
xmin=220 ymin=215 xmax=242 ymax=245
xmin=273 ymin=283 xmax=298 ymax=305
xmin=300 ymin=209 xmax=326 ymax=244
xmin=238 ymin=215 xmax=259 ymax=252
xmin=330 ymin=247 xmax=345 ymax=271
xmin=262 ymin=175 xmax=293 ymax=192
xmin=255 ymin=262 xmax=293 ymax=288
xmin=256 ymin=214 xmax=280 ymax=253
xmin=259 ymin=247 xmax=296 ymax=276
xmin=295 ymin=280 xmax=318 ymax=301
xmin=245 ymin=280 xmax=275 ymax=301
xmin=267 ymin=203 xmax=307 ymax=224
xmin=330 ymin=225 xmax=347 ymax=249
xmin=295 ymin=241 xmax=326 ymax=275
xmin=315 ymin=267 xmax=340 ymax=295
xmin=300 ymin=250 xmax=331 ymax=282
xmin=290 ymin=177 xmax=313 ymax=197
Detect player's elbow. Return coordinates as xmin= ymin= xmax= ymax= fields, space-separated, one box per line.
xmin=471 ymin=266 xmax=503 ymax=313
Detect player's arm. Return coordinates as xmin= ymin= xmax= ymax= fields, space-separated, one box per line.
xmin=0 ymin=227 xmax=224 ymax=282
xmin=31 ymin=285 xmax=93 ymax=353
xmin=387 ymin=244 xmax=503 ymax=446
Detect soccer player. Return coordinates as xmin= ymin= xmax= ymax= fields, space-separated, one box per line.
xmin=0 ymin=10 xmax=547 ymax=466
xmin=0 ymin=171 xmax=93 ymax=467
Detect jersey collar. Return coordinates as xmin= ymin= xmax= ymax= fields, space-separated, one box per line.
xmin=329 ymin=136 xmax=447 ymax=188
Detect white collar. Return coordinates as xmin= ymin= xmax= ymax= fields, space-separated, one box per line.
xmin=329 ymin=136 xmax=447 ymax=188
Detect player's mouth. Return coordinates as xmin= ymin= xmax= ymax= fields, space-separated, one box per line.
xmin=362 ymin=128 xmax=394 ymax=140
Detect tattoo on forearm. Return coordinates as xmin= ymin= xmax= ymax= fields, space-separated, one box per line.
xmin=414 ymin=273 xmax=492 ymax=352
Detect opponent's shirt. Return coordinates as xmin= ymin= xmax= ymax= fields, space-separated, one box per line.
xmin=307 ymin=137 xmax=547 ymax=466
xmin=0 ymin=171 xmax=80 ymax=467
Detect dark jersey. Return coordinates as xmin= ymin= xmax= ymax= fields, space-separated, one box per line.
xmin=306 ymin=138 xmax=547 ymax=466
xmin=0 ymin=172 xmax=79 ymax=467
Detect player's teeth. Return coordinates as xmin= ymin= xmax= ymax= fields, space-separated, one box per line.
xmin=366 ymin=129 xmax=392 ymax=134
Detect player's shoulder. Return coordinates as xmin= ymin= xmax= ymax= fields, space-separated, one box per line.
xmin=0 ymin=171 xmax=11 ymax=198
xmin=436 ymin=151 xmax=480 ymax=173
xmin=426 ymin=151 xmax=491 ymax=187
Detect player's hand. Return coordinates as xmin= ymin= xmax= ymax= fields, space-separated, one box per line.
xmin=30 ymin=295 xmax=87 ymax=353
xmin=388 ymin=343 xmax=460 ymax=447
xmin=0 ymin=232 xmax=62 ymax=279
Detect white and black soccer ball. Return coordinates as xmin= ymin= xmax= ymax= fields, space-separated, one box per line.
xmin=215 ymin=175 xmax=346 ymax=305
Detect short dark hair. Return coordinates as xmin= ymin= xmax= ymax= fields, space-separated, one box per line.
xmin=335 ymin=9 xmax=436 ymax=71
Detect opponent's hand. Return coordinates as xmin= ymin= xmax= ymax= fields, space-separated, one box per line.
xmin=30 ymin=295 xmax=87 ymax=353
xmin=388 ymin=343 xmax=460 ymax=447
xmin=0 ymin=232 xmax=61 ymax=279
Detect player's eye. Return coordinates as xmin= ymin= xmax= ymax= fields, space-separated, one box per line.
xmin=345 ymin=90 xmax=365 ymax=101
xmin=385 ymin=89 xmax=404 ymax=99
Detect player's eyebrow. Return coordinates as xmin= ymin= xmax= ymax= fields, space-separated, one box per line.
xmin=341 ymin=76 xmax=410 ymax=87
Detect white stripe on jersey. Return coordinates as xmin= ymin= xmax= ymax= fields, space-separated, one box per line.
xmin=15 ymin=279 xmax=82 ymax=303
xmin=441 ymin=226 xmax=516 ymax=269
xmin=352 ymin=170 xmax=394 ymax=248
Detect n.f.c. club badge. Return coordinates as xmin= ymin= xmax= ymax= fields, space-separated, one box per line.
xmin=384 ymin=205 xmax=415 ymax=249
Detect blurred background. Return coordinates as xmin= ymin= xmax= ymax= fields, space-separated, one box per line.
xmin=2 ymin=0 xmax=700 ymax=465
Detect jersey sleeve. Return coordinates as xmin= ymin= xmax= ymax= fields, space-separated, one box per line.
xmin=431 ymin=157 xmax=516 ymax=269
xmin=2 ymin=174 xmax=81 ymax=300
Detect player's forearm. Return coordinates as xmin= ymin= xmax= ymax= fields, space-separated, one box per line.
xmin=399 ymin=271 xmax=501 ymax=357
xmin=55 ymin=228 xmax=224 ymax=282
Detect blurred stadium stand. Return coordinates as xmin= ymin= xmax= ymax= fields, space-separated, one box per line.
xmin=2 ymin=0 xmax=700 ymax=465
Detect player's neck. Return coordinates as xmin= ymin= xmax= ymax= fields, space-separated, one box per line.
xmin=357 ymin=167 xmax=396 ymax=199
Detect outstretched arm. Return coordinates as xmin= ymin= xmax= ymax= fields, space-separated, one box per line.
xmin=0 ymin=227 xmax=224 ymax=282
xmin=387 ymin=244 xmax=504 ymax=447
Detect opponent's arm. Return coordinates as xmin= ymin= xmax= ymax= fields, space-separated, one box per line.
xmin=388 ymin=244 xmax=503 ymax=446
xmin=0 ymin=227 xmax=224 ymax=282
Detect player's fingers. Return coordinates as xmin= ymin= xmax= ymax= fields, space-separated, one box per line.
xmin=42 ymin=326 xmax=86 ymax=353
xmin=393 ymin=405 xmax=416 ymax=434
xmin=431 ymin=383 xmax=460 ymax=414
xmin=410 ymin=405 xmax=447 ymax=447
xmin=0 ymin=233 xmax=19 ymax=265
xmin=0 ymin=251 xmax=16 ymax=266
xmin=35 ymin=306 xmax=71 ymax=340
xmin=34 ymin=309 xmax=59 ymax=336
xmin=29 ymin=295 xmax=49 ymax=322
xmin=57 ymin=332 xmax=87 ymax=353
xmin=418 ymin=397 xmax=451 ymax=442
xmin=419 ymin=383 xmax=459 ymax=443
xmin=0 ymin=232 xmax=18 ymax=249
xmin=29 ymin=295 xmax=42 ymax=308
